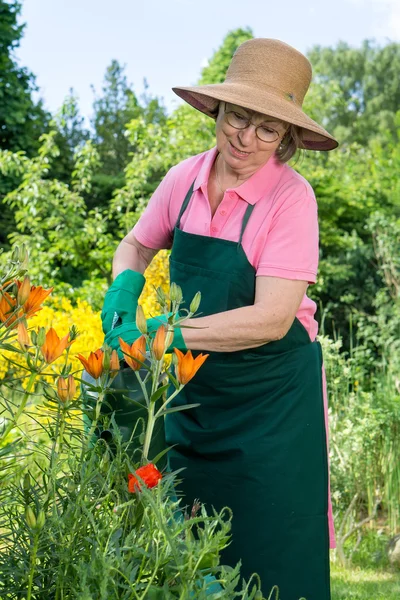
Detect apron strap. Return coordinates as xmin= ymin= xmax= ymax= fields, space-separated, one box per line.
xmin=175 ymin=180 xmax=196 ymax=230
xmin=238 ymin=203 xmax=255 ymax=247
xmin=175 ymin=179 xmax=254 ymax=248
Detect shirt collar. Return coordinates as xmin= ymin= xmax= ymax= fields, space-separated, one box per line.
xmin=194 ymin=146 xmax=284 ymax=205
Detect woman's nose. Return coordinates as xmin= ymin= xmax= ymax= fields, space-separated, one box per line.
xmin=237 ymin=124 xmax=257 ymax=146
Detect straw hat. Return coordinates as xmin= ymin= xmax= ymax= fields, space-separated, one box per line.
xmin=173 ymin=38 xmax=338 ymax=151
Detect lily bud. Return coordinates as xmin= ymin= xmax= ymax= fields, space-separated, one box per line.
xmin=25 ymin=506 xmax=37 ymax=529
xmin=102 ymin=348 xmax=111 ymax=372
xmin=110 ymin=349 xmax=120 ymax=378
xmin=189 ymin=292 xmax=201 ymax=314
xmin=153 ymin=325 xmax=167 ymax=361
xmin=57 ymin=375 xmax=76 ymax=403
xmin=165 ymin=328 xmax=174 ymax=350
xmin=36 ymin=510 xmax=46 ymax=530
xmin=136 ymin=305 xmax=147 ymax=334
xmin=155 ymin=286 xmax=168 ymax=309
xmin=30 ymin=330 xmax=38 ymax=346
xmin=17 ymin=276 xmax=31 ymax=306
xmin=11 ymin=246 xmax=20 ymax=263
xmin=169 ymin=283 xmax=180 ymax=303
xmin=17 ymin=322 xmax=30 ymax=350
xmin=37 ymin=327 xmax=46 ymax=348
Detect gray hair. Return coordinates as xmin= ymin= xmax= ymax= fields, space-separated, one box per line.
xmin=275 ymin=124 xmax=304 ymax=164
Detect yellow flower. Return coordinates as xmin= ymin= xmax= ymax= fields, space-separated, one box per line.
xmin=174 ymin=348 xmax=209 ymax=385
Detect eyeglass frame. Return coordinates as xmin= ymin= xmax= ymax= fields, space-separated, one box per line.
xmin=221 ymin=102 xmax=288 ymax=144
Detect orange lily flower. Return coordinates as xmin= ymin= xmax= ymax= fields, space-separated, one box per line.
xmin=173 ymin=348 xmax=209 ymax=385
xmin=128 ymin=464 xmax=162 ymax=493
xmin=119 ymin=336 xmax=146 ymax=371
xmin=20 ymin=284 xmax=52 ymax=318
xmin=57 ymin=375 xmax=76 ymax=402
xmin=152 ymin=325 xmax=167 ymax=361
xmin=0 ymin=291 xmax=18 ymax=327
xmin=41 ymin=327 xmax=71 ymax=364
xmin=17 ymin=322 xmax=30 ymax=350
xmin=77 ymin=349 xmax=104 ymax=379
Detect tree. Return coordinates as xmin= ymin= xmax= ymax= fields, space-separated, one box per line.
xmin=0 ymin=0 xmax=49 ymax=154
xmin=0 ymin=0 xmax=50 ymax=250
xmin=51 ymin=89 xmax=90 ymax=182
xmin=305 ymin=40 xmax=400 ymax=146
xmin=91 ymin=60 xmax=165 ymax=177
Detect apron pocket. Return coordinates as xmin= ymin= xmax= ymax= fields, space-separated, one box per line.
xmin=170 ymin=258 xmax=230 ymax=315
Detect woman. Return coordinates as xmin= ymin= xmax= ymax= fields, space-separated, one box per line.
xmin=103 ymin=39 xmax=338 ymax=599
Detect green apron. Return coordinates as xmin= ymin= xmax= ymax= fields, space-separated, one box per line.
xmin=166 ymin=182 xmax=331 ymax=600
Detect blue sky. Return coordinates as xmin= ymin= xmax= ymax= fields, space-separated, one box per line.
xmin=16 ymin=0 xmax=400 ymax=123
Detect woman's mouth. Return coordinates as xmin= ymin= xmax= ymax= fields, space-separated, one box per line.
xmin=229 ymin=141 xmax=251 ymax=159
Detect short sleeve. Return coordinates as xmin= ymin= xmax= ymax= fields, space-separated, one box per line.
xmin=256 ymin=187 xmax=319 ymax=283
xmin=132 ymin=167 xmax=177 ymax=250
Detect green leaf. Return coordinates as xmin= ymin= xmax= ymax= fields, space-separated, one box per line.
xmin=150 ymin=384 xmax=169 ymax=404
xmin=158 ymin=403 xmax=200 ymax=417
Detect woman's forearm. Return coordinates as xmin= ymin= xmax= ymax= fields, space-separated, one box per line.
xmin=112 ymin=238 xmax=158 ymax=279
xmin=181 ymin=303 xmax=291 ymax=353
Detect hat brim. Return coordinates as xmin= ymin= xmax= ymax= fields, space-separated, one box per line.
xmin=172 ymin=83 xmax=338 ymax=151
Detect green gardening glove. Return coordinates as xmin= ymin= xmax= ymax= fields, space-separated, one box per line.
xmin=104 ymin=314 xmax=187 ymax=359
xmin=101 ymin=269 xmax=145 ymax=335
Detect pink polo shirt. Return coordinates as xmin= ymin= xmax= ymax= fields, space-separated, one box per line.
xmin=133 ymin=146 xmax=319 ymax=340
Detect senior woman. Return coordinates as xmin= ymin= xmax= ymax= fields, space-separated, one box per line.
xmin=103 ymin=39 xmax=338 ymax=599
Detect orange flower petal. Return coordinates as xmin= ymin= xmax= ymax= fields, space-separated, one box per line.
xmin=174 ymin=349 xmax=209 ymax=385
xmin=77 ymin=348 xmax=104 ymax=379
xmin=119 ymin=336 xmax=146 ymax=371
xmin=41 ymin=327 xmax=70 ymax=364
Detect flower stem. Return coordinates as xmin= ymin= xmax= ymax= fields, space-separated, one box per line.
xmin=1 ymin=371 xmax=38 ymax=441
xmin=154 ymin=386 xmax=183 ymax=419
xmin=27 ymin=531 xmax=39 ymax=600
xmin=84 ymin=389 xmax=104 ymax=448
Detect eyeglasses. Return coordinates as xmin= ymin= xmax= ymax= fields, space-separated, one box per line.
xmin=222 ymin=102 xmax=284 ymax=143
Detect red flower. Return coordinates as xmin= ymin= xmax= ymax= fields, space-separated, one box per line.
xmin=128 ymin=464 xmax=162 ymax=493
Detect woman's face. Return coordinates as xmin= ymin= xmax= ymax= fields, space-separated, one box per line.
xmin=215 ymin=102 xmax=288 ymax=174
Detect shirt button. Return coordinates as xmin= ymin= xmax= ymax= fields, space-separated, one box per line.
xmin=220 ymin=209 xmax=227 ymax=216
xmin=211 ymin=226 xmax=218 ymax=233
xmin=228 ymin=192 xmax=235 ymax=199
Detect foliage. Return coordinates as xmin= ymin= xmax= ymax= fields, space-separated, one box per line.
xmin=0 ymin=131 xmax=115 ymax=290
xmin=91 ymin=60 xmax=166 ymax=178
xmin=0 ymin=250 xmax=265 ymax=599
xmin=306 ymin=40 xmax=400 ymax=146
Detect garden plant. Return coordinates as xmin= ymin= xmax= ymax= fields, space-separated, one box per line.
xmin=0 ymin=247 xmax=270 ymax=599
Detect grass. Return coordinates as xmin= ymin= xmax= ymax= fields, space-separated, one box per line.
xmin=331 ymin=562 xmax=400 ymax=599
